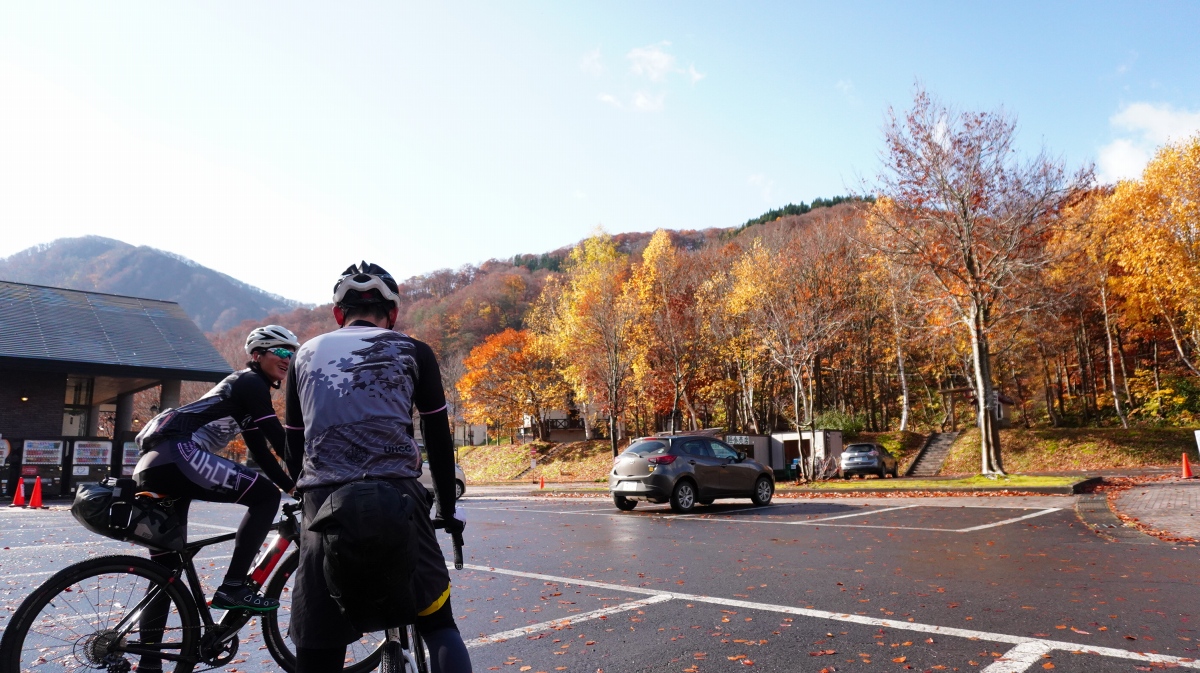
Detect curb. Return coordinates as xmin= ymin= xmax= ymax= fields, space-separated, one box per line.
xmin=1075 ymin=493 xmax=1160 ymax=545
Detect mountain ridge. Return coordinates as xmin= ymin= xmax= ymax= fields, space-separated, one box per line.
xmin=0 ymin=236 xmax=304 ymax=332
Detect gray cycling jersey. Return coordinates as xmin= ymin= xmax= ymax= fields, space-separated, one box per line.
xmin=285 ymin=325 xmax=447 ymax=490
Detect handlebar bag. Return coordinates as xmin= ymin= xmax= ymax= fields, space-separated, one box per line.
xmin=71 ymin=478 xmax=185 ymax=552
xmin=309 ymin=480 xmax=419 ymax=631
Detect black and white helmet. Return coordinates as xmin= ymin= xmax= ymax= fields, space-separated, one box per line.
xmin=244 ymin=325 xmax=301 ymax=355
xmin=333 ymin=261 xmax=401 ymax=309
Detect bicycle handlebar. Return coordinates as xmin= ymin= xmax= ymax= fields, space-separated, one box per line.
xmin=431 ymin=519 xmax=464 ymax=569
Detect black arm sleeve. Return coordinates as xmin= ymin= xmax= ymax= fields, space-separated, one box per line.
xmin=244 ymin=427 xmax=295 ymax=492
xmin=412 ymin=340 xmax=455 ymax=514
xmin=283 ymin=361 xmax=306 ymax=482
xmin=420 ymin=408 xmax=457 ymax=515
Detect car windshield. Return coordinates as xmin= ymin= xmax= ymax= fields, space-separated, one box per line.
xmin=845 ymin=444 xmax=876 ymax=453
xmin=623 ymin=440 xmax=669 ymax=456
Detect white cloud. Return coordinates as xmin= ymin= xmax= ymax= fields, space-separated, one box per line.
xmin=627 ymin=42 xmax=676 ymax=82
xmin=835 ymin=79 xmax=854 ymax=95
xmin=632 ymin=91 xmax=665 ymax=112
xmin=747 ymin=173 xmax=776 ymax=203
xmin=580 ymin=48 xmax=604 ymax=77
xmin=1097 ymin=102 xmax=1200 ymax=182
xmin=688 ymin=64 xmax=706 ymax=84
xmin=597 ymin=93 xmax=622 ymax=108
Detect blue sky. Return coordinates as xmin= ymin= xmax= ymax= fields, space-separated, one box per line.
xmin=2 ymin=2 xmax=1198 ymax=303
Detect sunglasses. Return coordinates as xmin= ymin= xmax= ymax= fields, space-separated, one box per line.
xmin=266 ymin=347 xmax=295 ymax=359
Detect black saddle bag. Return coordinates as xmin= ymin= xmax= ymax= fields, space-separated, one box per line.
xmin=309 ymin=480 xmax=419 ymax=631
xmin=71 ymin=478 xmax=186 ymax=552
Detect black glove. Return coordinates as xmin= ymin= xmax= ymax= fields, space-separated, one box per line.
xmin=436 ymin=509 xmax=466 ymax=537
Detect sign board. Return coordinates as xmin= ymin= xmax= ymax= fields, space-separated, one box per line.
xmin=73 ymin=466 xmax=91 ymax=476
xmin=22 ymin=440 xmax=64 ymax=465
xmin=21 ymin=465 xmax=38 ymax=476
xmin=1194 ymin=430 xmax=1200 ymax=454
xmin=73 ymin=441 xmax=112 ymax=466
xmin=122 ymin=441 xmax=140 ymax=476
xmin=0 ymin=438 xmax=9 ymax=462
xmin=726 ymin=435 xmax=753 ymax=446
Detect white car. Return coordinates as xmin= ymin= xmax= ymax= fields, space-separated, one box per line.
xmin=419 ymin=461 xmax=467 ymax=500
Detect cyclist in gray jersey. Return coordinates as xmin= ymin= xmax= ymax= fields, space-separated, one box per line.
xmin=285 ymin=262 xmax=471 ymax=673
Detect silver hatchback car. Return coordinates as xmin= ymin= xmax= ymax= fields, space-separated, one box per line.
xmin=609 ymin=435 xmax=775 ymax=513
xmin=418 ymin=461 xmax=467 ymax=500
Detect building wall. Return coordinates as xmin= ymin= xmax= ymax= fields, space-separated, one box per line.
xmin=0 ymin=369 xmax=67 ymax=440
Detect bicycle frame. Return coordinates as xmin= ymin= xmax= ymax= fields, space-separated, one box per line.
xmin=107 ymin=501 xmax=302 ymax=666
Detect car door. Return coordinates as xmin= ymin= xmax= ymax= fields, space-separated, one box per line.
xmin=711 ymin=440 xmax=758 ymax=494
xmin=680 ymin=438 xmax=725 ymax=498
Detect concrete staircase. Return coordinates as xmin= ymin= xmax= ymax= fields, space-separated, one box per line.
xmin=905 ymin=432 xmax=960 ymax=477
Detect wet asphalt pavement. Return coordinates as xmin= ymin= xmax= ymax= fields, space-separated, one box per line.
xmin=1 ymin=493 xmax=1198 ymax=672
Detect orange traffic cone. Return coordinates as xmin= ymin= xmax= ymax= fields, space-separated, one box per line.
xmin=28 ymin=476 xmax=47 ymax=509
xmin=1184 ymin=453 xmax=1195 ymax=479
xmin=8 ymin=479 xmax=26 ymax=507
xmin=539 ymin=475 xmax=545 ymax=489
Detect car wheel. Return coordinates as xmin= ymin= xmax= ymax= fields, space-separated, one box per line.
xmin=879 ymin=466 xmax=888 ymax=479
xmin=613 ymin=494 xmax=637 ymax=511
xmin=891 ymin=467 xmax=899 ymax=478
xmin=455 ymin=480 xmax=466 ymax=500
xmin=670 ymin=480 xmax=697 ymax=513
xmin=751 ymin=476 xmax=774 ymax=506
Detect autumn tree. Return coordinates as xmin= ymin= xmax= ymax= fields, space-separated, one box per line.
xmin=628 ymin=230 xmax=709 ymax=432
xmin=529 ymin=232 xmax=637 ymax=456
xmin=457 ymin=328 xmax=568 ymax=440
xmin=728 ymin=215 xmax=857 ymax=477
xmin=868 ymin=88 xmax=1091 ymax=474
xmin=1109 ymin=134 xmax=1200 ymax=376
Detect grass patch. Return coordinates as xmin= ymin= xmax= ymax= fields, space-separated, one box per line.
xmin=940 ymin=427 xmax=1198 ymax=474
xmin=796 ymin=474 xmax=1081 ymax=490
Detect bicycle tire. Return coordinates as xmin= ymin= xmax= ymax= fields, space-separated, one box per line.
xmin=260 ymin=549 xmax=386 ymax=672
xmin=378 ymin=626 xmax=428 ymax=673
xmin=0 ymin=554 xmax=200 ymax=673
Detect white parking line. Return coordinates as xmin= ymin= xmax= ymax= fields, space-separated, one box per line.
xmin=982 ymin=641 xmax=1055 ymax=672
xmin=464 ymin=594 xmax=673 ymax=648
xmin=463 ymin=503 xmax=1062 ymax=533
xmin=793 ymin=504 xmax=921 ymax=522
xmin=456 ymin=563 xmax=1200 ymax=669
xmin=955 ymin=508 xmax=1060 ymax=532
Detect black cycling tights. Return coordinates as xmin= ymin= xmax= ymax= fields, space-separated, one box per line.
xmin=135 ymin=463 xmax=281 ymax=673
xmin=137 ymin=462 xmax=282 ymax=585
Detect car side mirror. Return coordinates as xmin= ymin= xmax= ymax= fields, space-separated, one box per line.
xmin=736 ymin=451 xmax=747 ymax=462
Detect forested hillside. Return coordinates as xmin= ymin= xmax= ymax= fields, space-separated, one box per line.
xmin=0 ymin=236 xmax=300 ymax=332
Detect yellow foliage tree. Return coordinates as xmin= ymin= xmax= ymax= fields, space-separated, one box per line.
xmin=1109 ymin=134 xmax=1200 ymax=376
xmin=528 ymin=231 xmax=636 ymax=456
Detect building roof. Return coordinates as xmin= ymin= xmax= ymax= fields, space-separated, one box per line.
xmin=0 ymin=281 xmax=232 ymax=381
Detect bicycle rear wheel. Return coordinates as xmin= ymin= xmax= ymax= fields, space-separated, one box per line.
xmin=261 ymin=550 xmax=386 ymax=672
xmin=0 ymin=555 xmax=199 ymax=673
xmin=378 ymin=626 xmax=428 ymax=673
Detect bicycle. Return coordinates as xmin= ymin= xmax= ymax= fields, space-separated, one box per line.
xmin=0 ymin=500 xmax=386 ymax=672
xmin=376 ymin=519 xmax=465 ymax=673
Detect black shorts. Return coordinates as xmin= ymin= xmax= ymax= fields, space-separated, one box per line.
xmin=289 ymin=477 xmax=455 ymax=649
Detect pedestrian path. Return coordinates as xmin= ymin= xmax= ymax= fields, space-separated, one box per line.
xmin=1112 ymin=478 xmax=1200 ymax=540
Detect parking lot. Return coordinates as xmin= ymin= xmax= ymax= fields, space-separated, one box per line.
xmin=3 ymin=494 xmax=1198 ymax=672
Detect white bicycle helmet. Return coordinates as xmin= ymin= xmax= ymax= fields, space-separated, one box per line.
xmin=245 ymin=325 xmax=301 ymax=355
xmin=333 ymin=261 xmax=401 ymax=309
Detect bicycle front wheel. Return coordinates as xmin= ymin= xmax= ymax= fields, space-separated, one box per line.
xmin=0 ymin=555 xmax=200 ymax=673
xmin=261 ymin=550 xmax=386 ymax=672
